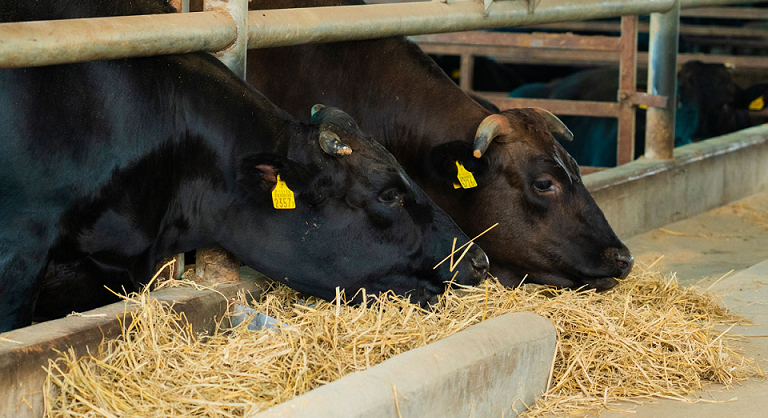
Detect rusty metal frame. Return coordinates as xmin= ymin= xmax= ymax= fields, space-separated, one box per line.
xmin=617 ymin=15 xmax=639 ymax=165
xmin=418 ymin=16 xmax=659 ymax=167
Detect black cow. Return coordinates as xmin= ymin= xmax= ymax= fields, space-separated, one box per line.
xmin=0 ymin=0 xmax=488 ymax=331
xmin=189 ymin=0 xmax=633 ymax=291
xmin=509 ymin=62 xmax=755 ymax=167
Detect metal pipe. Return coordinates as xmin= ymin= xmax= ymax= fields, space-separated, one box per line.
xmin=0 ymin=12 xmax=235 ymax=68
xmin=204 ymin=0 xmax=248 ymax=78
xmin=246 ymin=0 xmax=675 ymax=49
xmin=616 ymin=15 xmax=638 ymax=166
xmin=195 ymin=0 xmax=249 ymax=284
xmin=645 ymin=0 xmax=680 ymax=160
xmin=680 ymin=0 xmax=768 ymax=7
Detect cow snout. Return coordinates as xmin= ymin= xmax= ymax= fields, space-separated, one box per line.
xmin=469 ymin=247 xmax=490 ymax=282
xmin=614 ymin=250 xmax=634 ymax=279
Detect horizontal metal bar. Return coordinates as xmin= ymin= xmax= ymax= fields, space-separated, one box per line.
xmin=428 ymin=42 xmax=768 ymax=70
xmin=411 ymin=31 xmax=621 ymax=52
xmin=0 ymin=12 xmax=235 ymax=68
xmin=629 ymin=92 xmax=668 ymax=109
xmin=420 ymin=42 xmax=620 ymax=62
xmin=524 ymin=21 xmax=768 ymax=38
xmin=680 ymin=6 xmax=768 ymax=19
xmin=480 ymin=93 xmax=621 ymax=118
xmin=246 ymin=0 xmax=675 ymax=49
xmin=679 ymin=0 xmax=768 ymax=7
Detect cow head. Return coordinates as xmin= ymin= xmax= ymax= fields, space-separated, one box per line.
xmin=424 ymin=108 xmax=632 ymax=291
xmin=227 ymin=105 xmax=489 ymax=305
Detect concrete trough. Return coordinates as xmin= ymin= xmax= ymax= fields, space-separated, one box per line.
xmin=587 ymin=124 xmax=768 ymax=239
xmin=0 ymin=277 xmax=264 ymax=418
xmin=250 ymin=312 xmax=556 ymax=418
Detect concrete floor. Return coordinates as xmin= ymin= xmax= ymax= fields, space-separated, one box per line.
xmin=598 ymin=192 xmax=768 ymax=417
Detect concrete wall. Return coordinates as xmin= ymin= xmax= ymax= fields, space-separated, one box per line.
xmin=586 ymin=125 xmax=768 ymax=239
xmin=0 ymin=280 xmax=263 ymax=418
xmin=249 ymin=312 xmax=556 ymax=418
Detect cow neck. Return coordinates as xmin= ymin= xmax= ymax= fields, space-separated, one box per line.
xmin=347 ymin=41 xmax=492 ymax=177
xmin=176 ymin=53 xmax=300 ymax=157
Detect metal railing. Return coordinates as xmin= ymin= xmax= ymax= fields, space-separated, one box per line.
xmin=414 ymin=0 xmax=768 ymax=167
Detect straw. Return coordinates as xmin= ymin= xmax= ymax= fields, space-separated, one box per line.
xmin=43 ymin=264 xmax=762 ymax=417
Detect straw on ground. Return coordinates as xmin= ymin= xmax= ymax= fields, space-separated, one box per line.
xmin=44 ymin=265 xmax=763 ymax=417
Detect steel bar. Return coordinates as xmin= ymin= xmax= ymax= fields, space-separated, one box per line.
xmin=460 ymin=53 xmax=474 ymax=91
xmin=630 ymin=92 xmax=668 ymax=109
xmin=170 ymin=0 xmax=190 ymax=281
xmin=617 ymin=15 xmax=639 ymax=166
xmin=645 ymin=0 xmax=680 ymax=160
xmin=246 ymin=0 xmax=675 ymax=49
xmin=524 ymin=21 xmax=768 ymax=38
xmin=0 ymin=0 xmax=675 ymax=69
xmin=457 ymin=45 xmax=768 ymax=69
xmin=680 ymin=6 xmax=768 ymax=19
xmin=412 ymin=31 xmax=621 ymax=52
xmin=195 ymin=0 xmax=249 ymax=283
xmin=0 ymin=12 xmax=236 ymax=69
xmin=679 ymin=0 xmax=768 ymax=7
xmin=205 ymin=0 xmax=248 ymax=78
xmin=169 ymin=0 xmax=190 ymax=13
xmin=480 ymin=94 xmax=621 ymax=118
xmin=422 ymin=43 xmax=620 ymax=63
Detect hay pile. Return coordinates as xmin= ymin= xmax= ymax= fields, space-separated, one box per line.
xmin=44 ymin=266 xmax=762 ymax=417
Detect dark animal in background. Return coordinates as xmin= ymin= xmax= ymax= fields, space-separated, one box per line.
xmin=509 ymin=61 xmax=755 ymax=167
xmin=188 ymin=0 xmax=635 ymax=292
xmin=0 ymin=0 xmax=489 ymax=331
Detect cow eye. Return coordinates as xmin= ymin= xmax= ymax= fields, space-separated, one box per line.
xmin=533 ymin=179 xmax=554 ymax=193
xmin=378 ymin=188 xmax=404 ymax=207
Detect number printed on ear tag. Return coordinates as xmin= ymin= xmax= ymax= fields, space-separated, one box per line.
xmin=749 ymin=95 xmax=765 ymax=111
xmin=455 ymin=161 xmax=477 ymax=189
xmin=272 ymin=174 xmax=296 ymax=209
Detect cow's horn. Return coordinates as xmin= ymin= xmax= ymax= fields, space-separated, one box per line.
xmin=473 ymin=114 xmax=511 ymax=158
xmin=310 ymin=104 xmax=326 ymax=119
xmin=319 ymin=129 xmax=352 ymax=156
xmin=531 ymin=107 xmax=574 ymax=142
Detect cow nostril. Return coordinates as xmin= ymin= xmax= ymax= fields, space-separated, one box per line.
xmin=470 ymin=250 xmax=490 ymax=276
xmin=614 ymin=253 xmax=634 ymax=272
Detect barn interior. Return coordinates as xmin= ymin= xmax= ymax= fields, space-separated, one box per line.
xmin=1 ymin=0 xmax=768 ymax=417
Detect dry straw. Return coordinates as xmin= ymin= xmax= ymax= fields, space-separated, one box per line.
xmin=44 ymin=264 xmax=762 ymax=417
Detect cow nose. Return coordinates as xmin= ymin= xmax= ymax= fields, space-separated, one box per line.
xmin=614 ymin=251 xmax=634 ymax=279
xmin=469 ymin=247 xmax=490 ymax=278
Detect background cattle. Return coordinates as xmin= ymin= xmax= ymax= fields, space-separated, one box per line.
xmin=0 ymin=0 xmax=489 ymax=331
xmin=189 ymin=0 xmax=634 ymax=292
xmin=508 ymin=61 xmax=756 ymax=167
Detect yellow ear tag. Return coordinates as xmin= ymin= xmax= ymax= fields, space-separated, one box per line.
xmin=455 ymin=161 xmax=477 ymax=189
xmin=271 ymin=174 xmax=296 ymax=209
xmin=749 ymin=95 xmax=764 ymax=111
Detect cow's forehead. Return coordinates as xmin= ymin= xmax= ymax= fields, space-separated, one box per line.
xmin=494 ymin=109 xmax=581 ymax=181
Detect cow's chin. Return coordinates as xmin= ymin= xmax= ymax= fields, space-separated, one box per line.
xmin=356 ymin=273 xmax=447 ymax=308
xmin=491 ymin=265 xmax=620 ymax=292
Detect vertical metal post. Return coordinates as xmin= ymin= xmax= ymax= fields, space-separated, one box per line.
xmin=459 ymin=53 xmax=474 ymax=91
xmin=616 ymin=15 xmax=638 ymax=166
xmin=645 ymin=0 xmax=679 ymax=160
xmin=203 ymin=0 xmax=248 ymax=78
xmin=195 ymin=0 xmax=249 ymax=284
xmin=163 ymin=0 xmax=191 ymax=281
xmin=169 ymin=0 xmax=190 ymax=13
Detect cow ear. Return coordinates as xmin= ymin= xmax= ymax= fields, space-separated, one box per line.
xmin=426 ymin=141 xmax=489 ymax=187
xmin=237 ymin=154 xmax=314 ymax=194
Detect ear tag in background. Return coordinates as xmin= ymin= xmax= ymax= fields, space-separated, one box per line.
xmin=272 ymin=174 xmax=296 ymax=209
xmin=455 ymin=161 xmax=477 ymax=189
xmin=749 ymin=95 xmax=764 ymax=111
